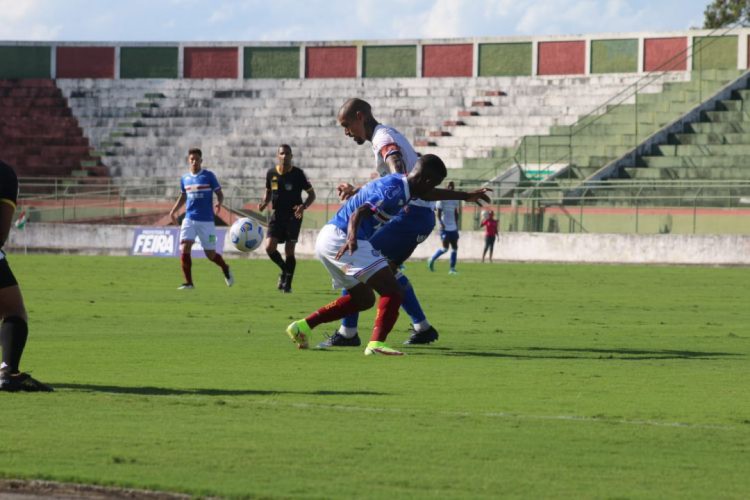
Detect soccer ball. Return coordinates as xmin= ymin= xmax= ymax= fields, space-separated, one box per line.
xmin=229 ymin=217 xmax=264 ymax=252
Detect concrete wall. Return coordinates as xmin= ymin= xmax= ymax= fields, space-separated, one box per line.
xmin=0 ymin=46 xmax=50 ymax=78
xmin=591 ymin=39 xmax=638 ymax=74
xmin=693 ymin=36 xmax=738 ymax=71
xmin=306 ymin=46 xmax=357 ymax=78
xmin=644 ymin=37 xmax=687 ymax=72
xmin=184 ymin=47 xmax=237 ymax=78
xmin=1 ymin=29 xmax=749 ymax=80
xmin=362 ymin=45 xmax=416 ymax=78
xmin=56 ymin=47 xmax=115 ymax=78
xmin=537 ymin=41 xmax=586 ymax=76
xmin=7 ymin=224 xmax=750 ymax=265
xmin=423 ymin=44 xmax=473 ymax=77
xmin=120 ymin=47 xmax=178 ymax=78
xmin=243 ymin=47 xmax=299 ymax=78
xmin=478 ymin=43 xmax=532 ymax=76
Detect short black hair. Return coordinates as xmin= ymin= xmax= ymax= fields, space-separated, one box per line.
xmin=418 ymin=153 xmax=447 ymax=180
xmin=188 ymin=148 xmax=202 ymax=157
xmin=338 ymin=98 xmax=372 ymax=119
xmin=278 ymin=144 xmax=292 ymax=153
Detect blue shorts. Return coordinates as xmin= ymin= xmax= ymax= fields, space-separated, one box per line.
xmin=440 ymin=229 xmax=459 ymax=245
xmin=369 ymin=205 xmax=436 ymax=265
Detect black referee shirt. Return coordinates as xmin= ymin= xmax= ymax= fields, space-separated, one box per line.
xmin=265 ymin=165 xmax=312 ymax=216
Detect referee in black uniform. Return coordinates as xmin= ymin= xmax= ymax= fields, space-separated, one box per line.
xmin=259 ymin=145 xmax=315 ymax=293
xmin=0 ymin=160 xmax=52 ymax=392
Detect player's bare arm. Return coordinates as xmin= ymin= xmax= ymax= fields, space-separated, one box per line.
xmin=214 ymin=188 xmax=224 ymax=214
xmin=419 ymin=187 xmax=492 ymax=205
xmin=335 ymin=205 xmax=373 ymax=260
xmin=0 ymin=202 xmax=15 ymax=249
xmin=437 ymin=208 xmax=445 ymax=231
xmin=169 ymin=193 xmax=187 ymax=224
xmin=294 ymin=188 xmax=316 ymax=219
xmin=258 ymin=188 xmax=271 ymax=211
xmin=384 ymin=150 xmax=407 ymax=175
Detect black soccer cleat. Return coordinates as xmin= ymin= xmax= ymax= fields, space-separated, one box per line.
xmin=277 ymin=272 xmax=287 ymax=291
xmin=403 ymin=326 xmax=439 ymax=345
xmin=317 ymin=332 xmax=362 ymax=348
xmin=283 ymin=273 xmax=294 ymax=294
xmin=0 ymin=370 xmax=54 ymax=392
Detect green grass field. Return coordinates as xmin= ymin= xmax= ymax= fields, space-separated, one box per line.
xmin=2 ymin=254 xmax=749 ymax=499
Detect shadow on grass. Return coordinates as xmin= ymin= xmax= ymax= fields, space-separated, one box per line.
xmin=51 ymin=383 xmax=388 ymax=397
xmin=407 ymin=346 xmax=742 ymax=361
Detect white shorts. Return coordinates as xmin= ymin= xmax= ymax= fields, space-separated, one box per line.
xmin=179 ymin=219 xmax=218 ymax=250
xmin=315 ymin=224 xmax=389 ymax=289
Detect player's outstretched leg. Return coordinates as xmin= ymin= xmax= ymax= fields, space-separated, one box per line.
xmin=288 ymin=285 xmax=371 ymax=349
xmin=363 ymin=270 xmax=404 ymax=356
xmin=396 ymin=273 xmax=439 ymax=345
xmin=318 ymin=290 xmax=362 ymax=348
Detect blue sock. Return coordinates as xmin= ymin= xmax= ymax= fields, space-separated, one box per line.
xmin=450 ymin=250 xmax=457 ymax=269
xmin=431 ymin=248 xmax=447 ymax=262
xmin=340 ymin=289 xmax=359 ymax=328
xmin=397 ymin=274 xmax=426 ymax=324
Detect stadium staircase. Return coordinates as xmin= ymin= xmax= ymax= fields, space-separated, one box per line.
xmin=0 ymin=79 xmax=108 ymax=180
xmin=56 ymin=75 xmax=682 ymax=185
xmin=463 ymin=69 xmax=743 ymax=188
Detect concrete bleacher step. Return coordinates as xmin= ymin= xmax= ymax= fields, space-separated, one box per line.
xmin=670 ymin=132 xmax=750 ymax=145
xmin=625 ymin=166 xmax=750 ymax=180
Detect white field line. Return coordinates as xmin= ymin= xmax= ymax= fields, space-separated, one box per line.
xmin=253 ymin=400 xmax=738 ymax=431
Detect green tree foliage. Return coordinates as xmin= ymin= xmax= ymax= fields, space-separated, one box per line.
xmin=703 ymin=0 xmax=750 ymax=28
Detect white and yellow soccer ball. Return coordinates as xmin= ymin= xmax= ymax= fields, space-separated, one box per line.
xmin=230 ymin=217 xmax=264 ymax=252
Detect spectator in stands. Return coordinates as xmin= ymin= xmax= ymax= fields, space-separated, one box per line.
xmin=0 ymin=160 xmax=53 ymax=392
xmin=481 ymin=210 xmax=499 ymax=263
xmin=169 ymin=148 xmax=233 ymax=290
xmin=428 ymin=181 xmax=461 ymax=274
xmin=259 ymin=144 xmax=316 ymax=293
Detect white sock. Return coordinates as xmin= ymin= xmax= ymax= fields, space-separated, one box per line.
xmin=337 ymin=326 xmax=358 ymax=338
xmin=413 ymin=320 xmax=431 ymax=332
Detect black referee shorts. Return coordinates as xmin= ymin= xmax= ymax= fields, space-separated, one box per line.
xmin=0 ymin=255 xmax=18 ymax=290
xmin=268 ymin=213 xmax=303 ymax=244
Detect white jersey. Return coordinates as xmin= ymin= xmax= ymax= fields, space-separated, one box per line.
xmin=371 ymin=124 xmax=434 ymax=209
xmin=436 ymin=200 xmax=460 ymax=231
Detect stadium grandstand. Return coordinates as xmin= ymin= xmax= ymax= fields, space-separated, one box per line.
xmin=3 ymin=27 xmax=750 ymax=240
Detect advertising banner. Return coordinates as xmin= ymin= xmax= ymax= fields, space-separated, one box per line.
xmin=131 ymin=227 xmax=226 ymax=257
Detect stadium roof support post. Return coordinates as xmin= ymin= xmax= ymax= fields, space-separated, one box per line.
xmin=237 ymin=45 xmax=244 ymax=80
xmin=738 ymin=32 xmax=748 ymax=70
xmin=50 ymin=43 xmax=56 ymax=79
xmin=416 ymin=42 xmax=423 ymax=78
xmin=177 ymin=44 xmax=184 ymax=79
xmin=114 ymin=46 xmax=121 ymax=79
xmin=472 ymin=40 xmax=479 ymax=78
xmin=584 ymin=36 xmax=591 ymax=75
xmin=531 ymin=39 xmax=538 ymax=76
xmin=687 ymin=34 xmax=694 ymax=72
xmin=637 ymin=36 xmax=645 ymax=73
xmin=299 ymin=44 xmax=306 ymax=79
xmin=356 ymin=44 xmax=363 ymax=78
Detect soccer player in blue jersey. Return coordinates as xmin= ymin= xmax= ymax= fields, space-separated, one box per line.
xmin=0 ymin=160 xmax=53 ymax=392
xmin=318 ymin=98 xmax=442 ymax=348
xmin=169 ymin=148 xmax=233 ymax=290
xmin=286 ymin=154 xmax=489 ymax=356
xmin=428 ymin=181 xmax=461 ymax=274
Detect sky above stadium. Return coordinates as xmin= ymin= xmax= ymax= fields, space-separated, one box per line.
xmin=0 ymin=0 xmax=721 ymax=42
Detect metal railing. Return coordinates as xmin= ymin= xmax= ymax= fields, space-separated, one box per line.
xmin=16 ymin=178 xmax=750 ymax=235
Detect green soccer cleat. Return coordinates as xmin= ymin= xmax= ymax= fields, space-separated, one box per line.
xmin=427 ymin=259 xmax=435 ymax=272
xmin=364 ymin=341 xmax=405 ymax=356
xmin=286 ymin=320 xmax=312 ymax=349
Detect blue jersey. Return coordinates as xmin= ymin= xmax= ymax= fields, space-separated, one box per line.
xmin=180 ymin=169 xmax=221 ymax=222
xmin=329 ymin=174 xmax=411 ymax=240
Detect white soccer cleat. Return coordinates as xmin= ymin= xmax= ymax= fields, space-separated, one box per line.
xmin=224 ymin=268 xmax=234 ymax=287
xmin=177 ymin=283 xmax=194 ymax=290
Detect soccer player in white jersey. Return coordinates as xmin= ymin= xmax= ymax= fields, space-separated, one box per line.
xmin=169 ymin=148 xmax=233 ymax=290
xmin=318 ymin=98 xmax=446 ymax=348
xmin=428 ymin=181 xmax=461 ymax=274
